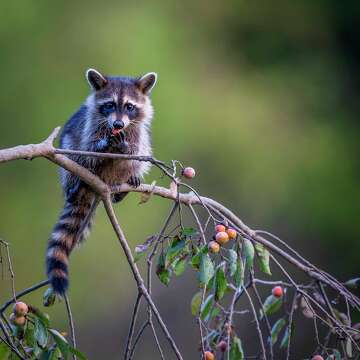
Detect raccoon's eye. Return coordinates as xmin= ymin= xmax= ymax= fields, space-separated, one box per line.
xmin=125 ymin=103 xmax=135 ymax=112
xmin=103 ymin=102 xmax=115 ymax=111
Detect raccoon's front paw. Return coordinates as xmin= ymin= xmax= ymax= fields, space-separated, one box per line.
xmin=127 ymin=176 xmax=141 ymax=187
xmin=109 ymin=133 xmax=129 ymax=154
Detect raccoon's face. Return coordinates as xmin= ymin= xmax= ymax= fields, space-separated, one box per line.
xmin=85 ymin=68 xmax=157 ymax=134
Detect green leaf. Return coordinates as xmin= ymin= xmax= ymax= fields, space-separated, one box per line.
xmin=243 ymin=239 xmax=255 ymax=269
xmin=156 ymin=250 xmax=171 ymax=285
xmin=228 ymin=249 xmax=238 ymax=276
xmin=24 ymin=323 xmax=35 ymax=347
xmin=331 ymin=349 xmax=341 ymax=360
xmin=345 ymin=337 xmax=353 ymax=358
xmin=199 ymin=253 xmax=215 ymax=285
xmin=173 ymin=257 xmax=188 ymax=276
xmin=280 ymin=322 xmax=295 ymax=349
xmin=49 ymin=329 xmax=69 ymax=359
xmin=157 ymin=268 xmax=171 ymax=286
xmin=200 ymin=294 xmax=214 ymax=321
xmin=344 ymin=277 xmax=360 ymax=289
xmin=34 ymin=317 xmax=48 ymax=348
xmin=191 ymin=291 xmax=203 ymax=315
xmin=180 ymin=227 xmax=197 ymax=238
xmin=255 ymin=243 xmax=271 ymax=275
xmin=230 ymin=336 xmax=244 ymax=360
xmin=191 ymin=245 xmax=208 ymax=269
xmin=271 ymin=318 xmax=286 ymax=345
xmin=165 ymin=237 xmax=187 ymax=268
xmin=0 ymin=342 xmax=11 ymax=360
xmin=234 ymin=259 xmax=244 ymax=288
xmin=43 ymin=287 xmax=56 ymax=307
xmin=261 ymin=295 xmax=282 ymax=318
xmin=215 ymin=266 xmax=227 ymax=301
xmin=31 ymin=307 xmax=50 ymax=327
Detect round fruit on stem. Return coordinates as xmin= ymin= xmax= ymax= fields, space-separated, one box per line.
xmin=204 ymin=351 xmax=215 ymax=360
xmin=215 ymin=224 xmax=226 ymax=233
xmin=13 ymin=301 xmax=29 ymax=316
xmin=215 ymin=231 xmax=229 ymax=245
xmin=226 ymin=228 xmax=237 ymax=239
xmin=10 ymin=314 xmax=26 ymax=327
xmin=272 ymin=286 xmax=283 ymax=298
xmin=182 ymin=167 xmax=196 ymax=179
xmin=208 ymin=241 xmax=220 ymax=253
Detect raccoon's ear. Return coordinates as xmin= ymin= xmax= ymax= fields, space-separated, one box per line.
xmin=86 ymin=68 xmax=108 ymax=91
xmin=137 ymin=72 xmax=157 ymax=94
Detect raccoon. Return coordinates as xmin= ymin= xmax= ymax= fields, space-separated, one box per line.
xmin=46 ymin=68 xmax=157 ymax=295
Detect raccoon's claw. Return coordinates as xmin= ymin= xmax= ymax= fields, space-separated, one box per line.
xmin=112 ymin=192 xmax=128 ymax=203
xmin=127 ymin=176 xmax=141 ymax=188
xmin=110 ymin=132 xmax=129 ymax=154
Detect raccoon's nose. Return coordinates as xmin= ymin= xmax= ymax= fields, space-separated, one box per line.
xmin=113 ymin=120 xmax=124 ymax=129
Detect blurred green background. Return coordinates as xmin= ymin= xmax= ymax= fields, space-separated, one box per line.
xmin=0 ymin=1 xmax=359 ymax=358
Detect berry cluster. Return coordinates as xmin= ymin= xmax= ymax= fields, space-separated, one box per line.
xmin=9 ymin=301 xmax=29 ymax=328
xmin=208 ymin=224 xmax=237 ymax=254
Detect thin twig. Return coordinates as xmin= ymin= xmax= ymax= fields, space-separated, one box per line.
xmin=64 ymin=294 xmax=77 ymax=359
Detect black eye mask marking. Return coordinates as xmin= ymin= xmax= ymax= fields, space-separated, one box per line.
xmin=99 ymin=101 xmax=116 ymax=116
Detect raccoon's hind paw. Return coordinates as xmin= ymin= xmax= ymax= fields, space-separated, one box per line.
xmin=127 ymin=176 xmax=141 ymax=188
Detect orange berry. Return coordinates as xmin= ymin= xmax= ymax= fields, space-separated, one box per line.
xmin=215 ymin=224 xmax=226 ymax=233
xmin=13 ymin=315 xmax=26 ymax=327
xmin=182 ymin=167 xmax=196 ymax=179
xmin=272 ymin=286 xmax=283 ymax=298
xmin=13 ymin=301 xmax=28 ymax=316
xmin=226 ymin=228 xmax=237 ymax=239
xmin=204 ymin=351 xmax=215 ymax=360
xmin=215 ymin=231 xmax=229 ymax=245
xmin=208 ymin=241 xmax=220 ymax=253
xmin=312 ymin=356 xmax=324 ymax=360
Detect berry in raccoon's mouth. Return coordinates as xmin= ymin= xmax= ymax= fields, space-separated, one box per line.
xmin=112 ymin=128 xmax=122 ymax=136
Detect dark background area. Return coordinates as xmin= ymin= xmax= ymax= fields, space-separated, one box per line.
xmin=0 ymin=1 xmax=359 ymax=359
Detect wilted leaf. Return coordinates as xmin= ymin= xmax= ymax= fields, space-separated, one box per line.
xmin=134 ymin=235 xmax=157 ymax=262
xmin=191 ymin=291 xmax=202 ymax=315
xmin=228 ymin=249 xmax=238 ymax=276
xmin=271 ymin=318 xmax=286 ymax=345
xmin=138 ymin=180 xmax=156 ymax=204
xmin=243 ymin=239 xmax=255 ymax=269
xmin=215 ymin=266 xmax=227 ymax=301
xmin=261 ymin=295 xmax=282 ymax=318
xmin=200 ymin=294 xmax=214 ymax=321
xmin=230 ymin=336 xmax=244 ymax=360
xmin=43 ymin=287 xmax=56 ymax=307
xmin=199 ymin=253 xmax=215 ymax=285
xmin=255 ymin=243 xmax=271 ymax=275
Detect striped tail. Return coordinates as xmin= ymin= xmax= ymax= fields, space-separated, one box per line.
xmin=46 ymin=190 xmax=96 ymax=295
